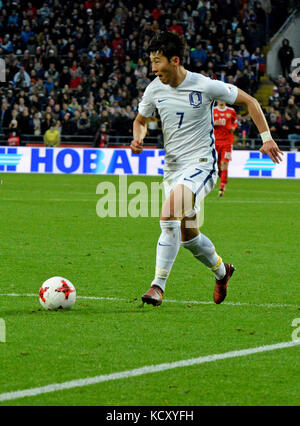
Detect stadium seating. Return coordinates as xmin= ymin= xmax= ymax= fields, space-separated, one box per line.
xmin=0 ymin=0 xmax=299 ymax=149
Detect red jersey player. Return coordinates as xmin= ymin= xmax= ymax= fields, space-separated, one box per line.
xmin=213 ymin=100 xmax=238 ymax=197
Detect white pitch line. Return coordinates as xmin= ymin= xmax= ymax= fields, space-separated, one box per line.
xmin=0 ymin=340 xmax=299 ymax=403
xmin=0 ymin=293 xmax=297 ymax=310
xmin=1 ymin=197 xmax=300 ymax=204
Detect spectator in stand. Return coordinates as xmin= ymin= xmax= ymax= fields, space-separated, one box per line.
xmin=68 ymin=97 xmax=80 ymax=115
xmin=100 ymin=44 xmax=113 ymax=63
xmin=21 ymin=25 xmax=35 ymax=47
xmin=152 ymin=7 xmax=162 ymax=21
xmin=45 ymin=63 xmax=59 ymax=82
xmin=85 ymin=1 xmax=95 ymax=11
xmin=281 ymin=111 xmax=296 ymax=147
xmin=112 ymin=33 xmax=124 ymax=57
xmin=127 ymin=40 xmax=139 ymax=64
xmin=10 ymin=109 xmax=19 ymax=125
xmin=70 ymin=66 xmax=83 ymax=90
xmin=0 ymin=0 xmax=296 ymax=147
xmin=225 ymin=60 xmax=238 ymax=77
xmin=18 ymin=108 xmax=32 ymax=135
xmin=43 ymin=120 xmax=60 ymax=147
xmin=89 ymin=109 xmax=100 ymax=134
xmin=99 ymin=109 xmax=112 ymax=134
xmin=44 ymin=76 xmax=54 ymax=96
xmin=234 ymin=69 xmax=251 ymax=92
xmin=237 ymin=114 xmax=251 ymax=146
xmin=61 ymin=112 xmax=76 ymax=135
xmin=16 ymin=97 xmax=27 ymax=114
xmin=8 ymin=9 xmax=19 ymax=27
xmin=59 ymin=66 xmax=71 ymax=88
xmin=13 ymin=65 xmax=31 ymax=88
xmin=8 ymin=118 xmax=22 ymax=146
xmin=52 ymin=104 xmax=63 ymax=122
xmin=287 ymin=110 xmax=300 ymax=149
xmin=134 ymin=60 xmax=148 ymax=80
xmin=40 ymin=3 xmax=51 ymax=21
xmin=113 ymin=108 xmax=131 ymax=142
xmin=251 ymin=47 xmax=266 ymax=79
xmin=41 ymin=112 xmax=53 ymax=134
xmin=77 ymin=111 xmax=91 ymax=135
xmin=168 ymin=19 xmax=183 ymax=36
xmin=1 ymin=34 xmax=14 ymax=53
xmin=285 ymin=96 xmax=299 ymax=120
xmin=0 ymin=99 xmax=12 ymax=130
xmin=26 ymin=2 xmax=38 ymax=20
xmin=278 ymin=39 xmax=294 ymax=78
xmin=94 ymin=123 xmax=109 ymax=147
xmin=190 ymin=43 xmax=207 ymax=69
xmin=267 ymin=112 xmax=283 ymax=142
xmin=32 ymin=112 xmax=41 ymax=136
xmin=136 ymin=72 xmax=151 ymax=91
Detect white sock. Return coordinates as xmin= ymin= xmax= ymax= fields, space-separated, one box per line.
xmin=181 ymin=233 xmax=226 ymax=280
xmin=151 ymin=220 xmax=181 ymax=292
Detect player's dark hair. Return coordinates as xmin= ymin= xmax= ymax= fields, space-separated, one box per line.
xmin=147 ymin=31 xmax=186 ymax=64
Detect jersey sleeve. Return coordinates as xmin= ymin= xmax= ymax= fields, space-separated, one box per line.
xmin=205 ymin=78 xmax=238 ymax=105
xmin=138 ymin=84 xmax=156 ymax=118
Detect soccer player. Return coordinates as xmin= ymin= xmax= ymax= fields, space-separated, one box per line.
xmin=213 ymin=100 xmax=238 ymax=197
xmin=130 ymin=32 xmax=283 ymax=307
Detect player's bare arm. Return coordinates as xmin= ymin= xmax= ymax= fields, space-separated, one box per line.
xmin=234 ymin=88 xmax=283 ymax=164
xmin=130 ymin=113 xmax=149 ymax=154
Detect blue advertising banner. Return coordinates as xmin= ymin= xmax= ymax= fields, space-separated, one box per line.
xmin=0 ymin=147 xmax=299 ymax=178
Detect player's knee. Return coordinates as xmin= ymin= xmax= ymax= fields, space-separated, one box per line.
xmin=159 ymin=219 xmax=181 ymax=243
xmin=181 ymin=214 xmax=199 ymax=241
xmin=181 ymin=227 xmax=199 ymax=242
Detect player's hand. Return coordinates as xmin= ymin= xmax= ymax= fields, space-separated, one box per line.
xmin=259 ymin=140 xmax=283 ymax=164
xmin=130 ymin=139 xmax=144 ymax=154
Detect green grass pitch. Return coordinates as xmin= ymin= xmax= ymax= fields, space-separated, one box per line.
xmin=0 ymin=173 xmax=299 ymax=406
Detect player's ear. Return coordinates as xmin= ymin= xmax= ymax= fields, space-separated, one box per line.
xmin=171 ymin=56 xmax=180 ymax=66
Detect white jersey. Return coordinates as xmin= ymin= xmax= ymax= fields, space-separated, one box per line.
xmin=138 ymin=71 xmax=238 ymax=172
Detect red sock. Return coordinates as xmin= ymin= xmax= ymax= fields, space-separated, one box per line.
xmin=220 ymin=169 xmax=228 ymax=190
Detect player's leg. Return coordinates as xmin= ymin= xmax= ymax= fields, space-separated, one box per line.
xmin=181 ymin=212 xmax=235 ymax=304
xmin=178 ymin=167 xmax=234 ymax=303
xmin=142 ymin=184 xmax=191 ymax=306
xmin=181 ymin=213 xmax=226 ymax=279
xmin=142 ymin=165 xmax=235 ymax=305
xmin=218 ymin=146 xmax=231 ymax=197
xmin=219 ymin=160 xmax=228 ymax=196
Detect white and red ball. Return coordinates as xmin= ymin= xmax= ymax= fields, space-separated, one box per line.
xmin=39 ymin=277 xmax=76 ymax=311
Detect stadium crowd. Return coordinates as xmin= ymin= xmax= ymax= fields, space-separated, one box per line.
xmin=0 ymin=0 xmax=299 ymax=148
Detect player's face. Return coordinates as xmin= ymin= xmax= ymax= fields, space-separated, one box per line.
xmin=217 ymin=101 xmax=226 ymax=109
xmin=150 ymin=51 xmax=177 ymax=85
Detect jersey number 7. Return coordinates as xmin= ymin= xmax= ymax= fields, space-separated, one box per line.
xmin=176 ymin=112 xmax=184 ymax=128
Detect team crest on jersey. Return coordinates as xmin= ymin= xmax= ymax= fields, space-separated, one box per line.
xmin=189 ymin=91 xmax=202 ymax=108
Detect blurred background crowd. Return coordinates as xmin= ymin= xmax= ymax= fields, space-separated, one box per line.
xmin=0 ymin=0 xmax=299 ymax=148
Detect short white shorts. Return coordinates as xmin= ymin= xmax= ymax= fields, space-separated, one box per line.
xmin=163 ymin=164 xmax=217 ymax=216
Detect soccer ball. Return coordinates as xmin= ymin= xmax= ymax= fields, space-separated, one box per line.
xmin=39 ymin=277 xmax=76 ymax=311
